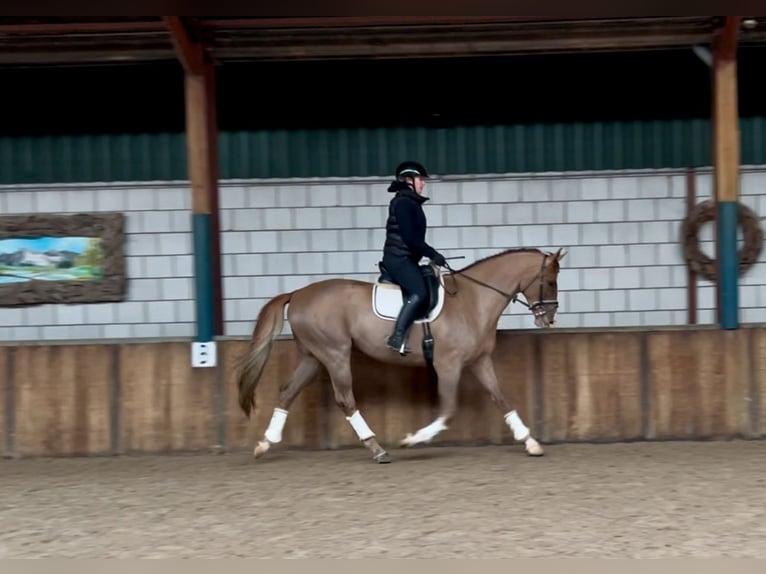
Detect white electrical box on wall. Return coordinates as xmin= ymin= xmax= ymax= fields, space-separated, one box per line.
xmin=191 ymin=341 xmax=217 ymax=368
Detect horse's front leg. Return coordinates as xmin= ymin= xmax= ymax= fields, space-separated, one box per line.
xmin=468 ymin=354 xmax=544 ymax=456
xmin=400 ymin=360 xmax=461 ymax=448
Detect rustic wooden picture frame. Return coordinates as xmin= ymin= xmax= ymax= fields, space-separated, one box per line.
xmin=0 ymin=212 xmax=126 ymax=306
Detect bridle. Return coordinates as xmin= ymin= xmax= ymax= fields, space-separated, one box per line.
xmin=442 ymin=252 xmax=559 ymax=319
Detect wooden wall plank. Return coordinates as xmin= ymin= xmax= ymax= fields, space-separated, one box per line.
xmin=13 ymin=344 xmax=111 ymax=456
xmin=647 ymin=329 xmax=750 ymax=439
xmin=540 ymin=332 xmax=643 ymax=442
xmin=119 ymin=342 xmax=216 ymax=453
xmin=221 ymin=340 xmax=256 ymax=450
xmin=725 ymin=328 xmax=755 ymax=437
xmin=750 ymin=328 xmax=765 ymax=438
xmin=118 ymin=342 xmax=167 ymax=452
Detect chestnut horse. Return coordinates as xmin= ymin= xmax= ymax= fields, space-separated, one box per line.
xmin=236 ymin=247 xmax=565 ymax=463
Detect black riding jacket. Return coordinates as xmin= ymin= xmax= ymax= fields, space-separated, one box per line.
xmin=383 ymin=181 xmax=440 ymax=263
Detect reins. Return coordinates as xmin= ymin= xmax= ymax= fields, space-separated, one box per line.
xmin=441 ymin=251 xmax=558 ymax=313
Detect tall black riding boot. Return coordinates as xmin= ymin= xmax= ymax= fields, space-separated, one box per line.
xmin=386 ymin=294 xmax=423 ymax=355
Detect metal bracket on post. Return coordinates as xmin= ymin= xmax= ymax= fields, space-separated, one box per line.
xmin=692 ymin=44 xmax=713 ymax=67
xmin=191 ymin=341 xmax=217 ymax=368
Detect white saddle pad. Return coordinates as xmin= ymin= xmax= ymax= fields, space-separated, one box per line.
xmin=371 ymin=281 xmax=446 ymax=323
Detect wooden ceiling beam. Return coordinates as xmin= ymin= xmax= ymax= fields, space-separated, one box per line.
xmin=0 ymin=20 xmax=165 ymax=34
xmin=201 ymin=16 xmax=593 ymax=29
xmin=2 ymin=16 xmax=765 ymax=66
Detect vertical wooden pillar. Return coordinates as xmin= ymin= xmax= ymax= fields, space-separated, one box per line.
xmin=204 ymin=58 xmax=223 ymax=340
xmin=164 ymin=17 xmax=223 ymax=343
xmin=185 ymin=62 xmax=221 ymax=342
xmin=712 ymin=16 xmax=741 ymax=330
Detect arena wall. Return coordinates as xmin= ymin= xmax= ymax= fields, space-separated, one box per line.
xmin=2 ymin=165 xmax=766 ymax=343
xmin=1 ymin=325 xmax=763 ymax=458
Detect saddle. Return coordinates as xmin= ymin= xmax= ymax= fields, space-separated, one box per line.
xmin=371 ymin=261 xmax=445 ymax=323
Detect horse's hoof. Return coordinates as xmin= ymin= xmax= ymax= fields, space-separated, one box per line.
xmin=399 ymin=433 xmax=415 ymax=448
xmin=525 ymin=438 xmax=544 ymax=457
xmin=374 ymin=451 xmax=391 ymax=463
xmin=254 ymin=440 xmax=270 ymax=459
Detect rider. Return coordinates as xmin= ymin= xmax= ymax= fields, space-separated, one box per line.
xmin=381 ymin=160 xmax=447 ymax=355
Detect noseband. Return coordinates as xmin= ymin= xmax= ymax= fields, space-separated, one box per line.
xmin=443 ymin=252 xmax=559 ymax=317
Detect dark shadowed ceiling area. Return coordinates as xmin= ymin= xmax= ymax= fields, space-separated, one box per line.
xmin=2 ymin=17 xmax=765 ymax=136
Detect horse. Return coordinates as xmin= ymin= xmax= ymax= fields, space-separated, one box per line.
xmin=236 ymin=246 xmax=565 ymax=463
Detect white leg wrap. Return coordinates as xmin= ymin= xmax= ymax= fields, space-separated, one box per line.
xmin=404 ymin=416 xmax=448 ymax=445
xmin=263 ymin=407 xmax=288 ymax=444
xmin=504 ymin=410 xmax=530 ymax=441
xmin=346 ymin=410 xmax=375 ymax=441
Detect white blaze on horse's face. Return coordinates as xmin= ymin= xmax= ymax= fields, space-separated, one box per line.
xmin=532 ymin=294 xmax=557 ymax=328
xmin=534 ymin=302 xmax=557 ymax=328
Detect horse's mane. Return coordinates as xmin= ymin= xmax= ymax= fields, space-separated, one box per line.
xmin=453 ymin=247 xmax=545 ymax=273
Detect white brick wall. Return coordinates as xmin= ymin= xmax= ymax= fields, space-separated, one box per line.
xmin=0 ymin=182 xmax=196 ymax=341
xmin=218 ymin=167 xmax=766 ymax=334
xmin=1 ymin=166 xmax=765 ymax=341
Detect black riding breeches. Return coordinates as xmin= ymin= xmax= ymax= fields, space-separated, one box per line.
xmin=382 ymin=255 xmax=428 ymax=305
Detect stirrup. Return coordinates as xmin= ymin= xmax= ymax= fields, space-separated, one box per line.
xmin=386 ymin=333 xmax=410 ymax=355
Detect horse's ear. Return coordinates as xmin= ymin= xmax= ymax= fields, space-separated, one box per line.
xmin=555 ymin=248 xmax=567 ymax=261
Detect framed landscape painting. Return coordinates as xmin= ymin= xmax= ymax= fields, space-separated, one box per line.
xmin=0 ymin=212 xmax=126 ymax=306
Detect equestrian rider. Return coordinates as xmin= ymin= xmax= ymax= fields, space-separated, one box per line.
xmin=381 ymin=160 xmax=447 ymax=355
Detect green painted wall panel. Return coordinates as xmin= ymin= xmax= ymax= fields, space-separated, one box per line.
xmin=0 ymin=133 xmax=188 ymax=185
xmin=1 ymin=117 xmax=766 ymax=185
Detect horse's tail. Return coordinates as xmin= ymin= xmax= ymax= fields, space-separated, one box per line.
xmin=237 ymin=291 xmax=292 ymax=418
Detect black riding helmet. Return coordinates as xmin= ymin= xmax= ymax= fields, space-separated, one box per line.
xmin=395 ymin=160 xmax=430 ymax=181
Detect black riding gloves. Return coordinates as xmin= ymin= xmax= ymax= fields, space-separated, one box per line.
xmin=432 ymin=253 xmax=447 ymax=267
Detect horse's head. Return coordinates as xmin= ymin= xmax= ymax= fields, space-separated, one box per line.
xmin=517 ymin=248 xmax=566 ymax=328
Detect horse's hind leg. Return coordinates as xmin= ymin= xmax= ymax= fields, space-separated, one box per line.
xmin=323 ymin=350 xmax=390 ymax=463
xmin=254 ymin=350 xmax=321 ymax=460
xmin=468 ymin=353 xmax=543 ymax=456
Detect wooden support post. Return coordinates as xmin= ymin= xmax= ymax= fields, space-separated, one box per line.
xmin=163 ymin=16 xmax=223 ymax=344
xmin=712 ymin=16 xmax=741 ymax=330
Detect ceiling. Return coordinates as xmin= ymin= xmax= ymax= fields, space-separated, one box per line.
xmin=0 ymin=16 xmax=765 ymax=66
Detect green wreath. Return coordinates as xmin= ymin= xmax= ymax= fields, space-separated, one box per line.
xmin=681 ymin=199 xmax=764 ymax=282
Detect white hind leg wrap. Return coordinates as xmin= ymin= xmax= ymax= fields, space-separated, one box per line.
xmin=504 ymin=410 xmax=530 ymax=441
xmin=346 ymin=410 xmax=375 ymax=441
xmin=264 ymin=407 xmax=288 ymax=443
